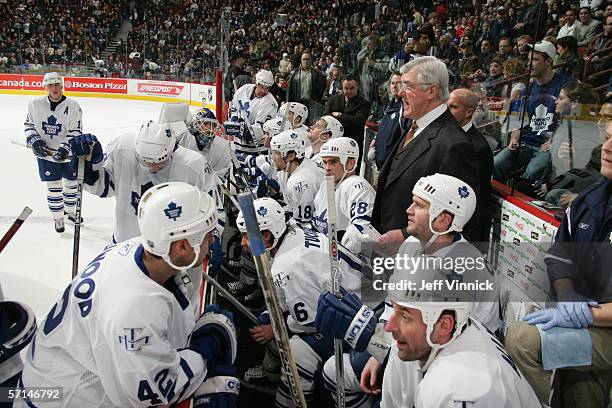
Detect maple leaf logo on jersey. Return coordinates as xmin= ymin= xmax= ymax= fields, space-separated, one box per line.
xmin=42 ymin=115 xmax=62 ymax=138
xmin=164 ymin=202 xmax=182 ymax=221
xmin=530 ymin=104 xmax=554 ymax=135
xmin=257 ymin=206 xmax=268 ymax=216
xmin=238 ymin=100 xmax=251 ymax=119
xmin=457 ymin=186 xmax=470 ymax=199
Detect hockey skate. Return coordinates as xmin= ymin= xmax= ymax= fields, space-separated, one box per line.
xmin=54 ymin=218 xmax=65 ymax=233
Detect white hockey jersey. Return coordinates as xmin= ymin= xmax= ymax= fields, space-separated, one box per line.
xmin=396 ymin=235 xmax=501 ymax=332
xmin=181 ymin=132 xmax=232 ymax=181
xmin=277 ymin=158 xmax=324 ymax=225
xmin=85 ymin=133 xmax=220 ymax=242
xmin=271 ymin=227 xmax=363 ymax=334
xmin=312 ymin=175 xmax=377 ymax=253
xmin=305 ymin=147 xmax=325 ymax=171
xmin=229 ymin=84 xmax=278 ymax=154
xmin=16 ymin=240 xmax=208 ymax=408
xmin=381 ymin=319 xmax=542 ymax=408
xmin=24 ymin=96 xmax=83 ymax=162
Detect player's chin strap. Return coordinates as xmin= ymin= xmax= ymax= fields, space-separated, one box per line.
xmin=422 ymin=214 xmax=455 ymax=252
xmin=161 ymin=244 xmax=201 ymax=271
xmin=335 ymin=160 xmax=356 ymax=189
xmin=420 ymin=319 xmax=465 ymax=373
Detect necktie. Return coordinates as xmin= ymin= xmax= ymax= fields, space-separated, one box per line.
xmin=403 ymin=121 xmax=419 ymax=148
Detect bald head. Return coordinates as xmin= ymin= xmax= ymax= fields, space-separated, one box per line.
xmin=448 ymin=88 xmax=479 ymax=127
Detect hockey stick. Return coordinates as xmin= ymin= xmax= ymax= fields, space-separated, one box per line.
xmin=202 ymin=273 xmax=259 ymax=325
xmin=71 ymin=158 xmax=85 ymax=279
xmin=237 ymin=192 xmax=307 ymax=408
xmin=0 ymin=207 xmax=33 ymax=254
xmin=325 ymin=175 xmax=346 ymax=408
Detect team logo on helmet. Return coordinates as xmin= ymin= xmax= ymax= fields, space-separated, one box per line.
xmin=290 ymin=133 xmax=298 ymax=139
xmin=165 ymin=128 xmax=172 ymax=138
xmin=164 ymin=202 xmax=183 ymax=221
xmin=257 ymin=206 xmax=268 ymax=216
xmin=457 ymin=186 xmax=470 ymax=199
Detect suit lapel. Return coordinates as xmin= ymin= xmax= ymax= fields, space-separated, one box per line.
xmin=385 ymin=128 xmax=438 ymax=187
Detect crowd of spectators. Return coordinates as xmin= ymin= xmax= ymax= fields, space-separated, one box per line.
xmin=0 ymin=0 xmax=126 ymax=71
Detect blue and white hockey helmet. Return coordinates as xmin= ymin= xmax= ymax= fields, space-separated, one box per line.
xmin=42 ymin=72 xmax=62 ymax=87
xmin=270 ymin=130 xmax=307 ymax=160
xmin=236 ymin=197 xmax=286 ymax=246
xmin=320 ymin=136 xmax=360 ymax=166
xmin=138 ymin=182 xmax=218 ymax=265
xmin=135 ymin=121 xmax=176 ymax=171
xmin=412 ymin=173 xmax=476 ymax=234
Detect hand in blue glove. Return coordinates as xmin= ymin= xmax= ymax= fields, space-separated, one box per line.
xmin=208 ymin=236 xmax=223 ymax=272
xmin=69 ymin=134 xmax=104 ymax=164
xmin=52 ymin=145 xmax=70 ymax=161
xmin=190 ymin=305 xmax=237 ymax=367
xmin=27 ymin=136 xmax=48 ymax=158
xmin=315 ymin=289 xmax=376 ymax=351
xmin=523 ymin=308 xmax=576 ymax=330
xmin=193 ymin=365 xmax=239 ymax=408
xmin=556 ymin=290 xmax=599 ymax=328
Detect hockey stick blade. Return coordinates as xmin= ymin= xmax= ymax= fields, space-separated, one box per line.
xmin=0 ymin=207 xmax=33 ymax=254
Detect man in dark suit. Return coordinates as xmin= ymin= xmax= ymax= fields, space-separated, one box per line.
xmin=324 ymin=74 xmax=371 ymax=162
xmin=373 ymin=57 xmax=481 ymax=246
xmin=287 ymin=52 xmax=327 ymax=103
xmin=448 ymin=88 xmax=494 ymax=244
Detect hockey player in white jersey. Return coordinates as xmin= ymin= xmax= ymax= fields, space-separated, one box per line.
xmin=181 ymin=107 xmax=232 ymax=180
xmin=228 ymin=69 xmax=278 ymax=155
xmin=235 ymin=198 xmax=363 ymax=407
xmin=316 ymin=173 xmax=502 ymax=407
xmin=305 ymin=115 xmax=344 ymax=167
xmin=312 ymin=137 xmax=378 ymax=254
xmin=270 ymin=130 xmax=324 ymax=225
xmin=68 ymin=122 xmax=221 ymax=245
xmin=24 ymin=72 xmax=83 ymax=233
xmin=375 ymin=262 xmax=540 ymax=408
xmin=15 ymin=182 xmax=238 ymax=408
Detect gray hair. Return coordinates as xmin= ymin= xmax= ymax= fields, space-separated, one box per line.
xmin=399 ymin=56 xmax=450 ymax=101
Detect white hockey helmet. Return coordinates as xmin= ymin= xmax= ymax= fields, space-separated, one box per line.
xmin=42 ymin=72 xmax=62 ymax=87
xmin=321 ymin=115 xmax=344 ymax=139
xmin=285 ymin=102 xmax=309 ymax=127
xmin=135 ymin=121 xmax=177 ymax=167
xmin=236 ymin=197 xmax=286 ymax=249
xmin=412 ymin=173 xmax=476 ymax=235
xmin=320 ymin=137 xmax=360 ymax=167
xmin=255 ymin=69 xmax=274 ymax=87
xmin=270 ymin=130 xmax=307 ymax=161
xmin=263 ymin=116 xmax=284 ymax=138
xmin=138 ymin=182 xmax=218 ymax=270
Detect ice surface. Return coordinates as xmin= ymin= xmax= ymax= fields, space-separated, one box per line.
xmin=0 ymin=94 xmax=196 ymax=319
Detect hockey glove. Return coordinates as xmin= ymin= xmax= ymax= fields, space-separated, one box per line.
xmin=223 ymin=121 xmax=241 ymax=140
xmin=52 ymin=145 xmax=70 ymax=161
xmin=0 ymin=301 xmax=37 ymax=365
xmin=69 ymin=134 xmax=104 ymax=164
xmin=190 ymin=305 xmax=237 ymax=367
xmin=315 ymin=290 xmax=376 ymax=351
xmin=27 ymin=135 xmax=48 ymax=158
xmin=193 ymin=365 xmax=239 ymax=408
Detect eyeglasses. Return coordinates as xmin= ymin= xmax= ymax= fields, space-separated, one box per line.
xmin=400 ymin=81 xmax=432 ymax=92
